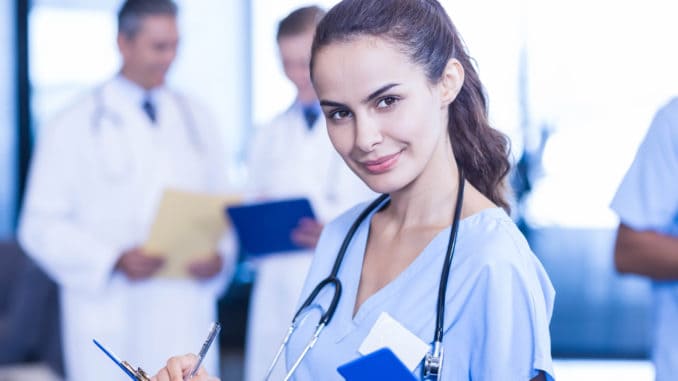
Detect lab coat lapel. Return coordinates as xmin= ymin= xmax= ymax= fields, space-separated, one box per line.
xmin=102 ymin=81 xmax=167 ymax=237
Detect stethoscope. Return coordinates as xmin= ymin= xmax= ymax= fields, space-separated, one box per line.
xmin=265 ymin=166 xmax=466 ymax=380
xmin=89 ymin=84 xmax=203 ymax=180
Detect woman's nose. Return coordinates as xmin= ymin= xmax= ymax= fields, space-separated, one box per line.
xmin=354 ymin=114 xmax=383 ymax=152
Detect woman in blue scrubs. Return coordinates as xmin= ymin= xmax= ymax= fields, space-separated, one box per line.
xmin=153 ymin=0 xmax=555 ymax=380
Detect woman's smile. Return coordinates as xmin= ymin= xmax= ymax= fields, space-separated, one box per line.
xmin=359 ymin=150 xmax=403 ymax=174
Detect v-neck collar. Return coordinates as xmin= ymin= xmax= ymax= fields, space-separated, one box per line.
xmin=332 ymin=198 xmax=455 ymax=342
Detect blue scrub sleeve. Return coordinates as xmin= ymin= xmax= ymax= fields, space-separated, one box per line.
xmin=462 ymin=257 xmax=555 ymax=380
xmin=611 ymin=99 xmax=678 ymax=232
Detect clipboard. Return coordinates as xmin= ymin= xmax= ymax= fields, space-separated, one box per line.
xmin=337 ymin=348 xmax=418 ymax=381
xmin=143 ymin=188 xmax=241 ymax=278
xmin=225 ymin=198 xmax=315 ymax=256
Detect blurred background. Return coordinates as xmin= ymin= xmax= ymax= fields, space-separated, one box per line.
xmin=2 ymin=0 xmax=678 ymax=380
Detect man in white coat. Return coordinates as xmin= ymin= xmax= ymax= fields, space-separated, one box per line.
xmin=244 ymin=6 xmax=374 ymax=381
xmin=18 ymin=1 xmax=235 ymax=380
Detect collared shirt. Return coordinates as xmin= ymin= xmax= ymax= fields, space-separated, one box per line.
xmin=298 ymin=101 xmax=322 ymax=130
xmin=115 ymin=74 xmax=160 ymax=123
xmin=114 ymin=74 xmax=160 ymax=107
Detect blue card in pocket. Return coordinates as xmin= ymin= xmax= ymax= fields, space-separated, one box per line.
xmin=337 ymin=348 xmax=418 ymax=381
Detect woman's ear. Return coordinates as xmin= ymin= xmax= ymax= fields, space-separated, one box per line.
xmin=440 ymin=58 xmax=464 ymax=106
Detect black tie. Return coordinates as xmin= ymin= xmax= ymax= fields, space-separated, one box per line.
xmin=303 ymin=105 xmax=319 ymax=130
xmin=142 ymin=96 xmax=157 ymax=124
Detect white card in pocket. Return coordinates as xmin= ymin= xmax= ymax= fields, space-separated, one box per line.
xmin=358 ymin=312 xmax=430 ymax=372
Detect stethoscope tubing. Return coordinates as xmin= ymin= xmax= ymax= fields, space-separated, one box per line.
xmin=90 ymin=85 xmax=202 ymax=150
xmin=293 ymin=193 xmax=389 ymax=325
xmin=273 ymin=165 xmax=465 ymax=380
xmin=435 ymin=168 xmax=465 ymax=343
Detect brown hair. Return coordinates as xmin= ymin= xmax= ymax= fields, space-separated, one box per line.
xmin=277 ymin=6 xmax=326 ymax=40
xmin=310 ymin=0 xmax=512 ymax=212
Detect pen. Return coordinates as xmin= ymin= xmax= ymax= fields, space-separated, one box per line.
xmin=185 ymin=322 xmax=222 ymax=380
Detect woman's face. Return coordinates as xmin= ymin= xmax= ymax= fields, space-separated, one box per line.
xmin=312 ymin=36 xmax=462 ymax=194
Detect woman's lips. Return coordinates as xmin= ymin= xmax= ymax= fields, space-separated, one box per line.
xmin=361 ymin=151 xmax=402 ymax=174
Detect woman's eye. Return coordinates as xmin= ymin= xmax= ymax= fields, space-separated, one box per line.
xmin=329 ymin=109 xmax=352 ymax=120
xmin=376 ymin=96 xmax=398 ymax=109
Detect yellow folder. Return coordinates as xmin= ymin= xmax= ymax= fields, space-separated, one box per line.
xmin=143 ymin=188 xmax=241 ymax=278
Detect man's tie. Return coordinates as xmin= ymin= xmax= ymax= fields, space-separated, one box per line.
xmin=302 ymin=105 xmax=319 ymax=130
xmin=142 ymin=96 xmax=157 ymax=124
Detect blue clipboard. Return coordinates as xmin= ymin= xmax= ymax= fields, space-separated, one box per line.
xmin=337 ymin=348 xmax=418 ymax=381
xmin=92 ymin=339 xmax=140 ymax=380
xmin=226 ymin=198 xmax=316 ymax=256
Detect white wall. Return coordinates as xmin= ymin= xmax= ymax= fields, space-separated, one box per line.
xmin=522 ymin=0 xmax=678 ymax=227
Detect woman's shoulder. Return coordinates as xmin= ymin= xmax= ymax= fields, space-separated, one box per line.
xmin=459 ymin=208 xmax=555 ymax=303
xmin=657 ymin=96 xmax=678 ymax=121
xmin=458 ymin=208 xmax=538 ymax=270
xmin=648 ymin=97 xmax=678 ymax=142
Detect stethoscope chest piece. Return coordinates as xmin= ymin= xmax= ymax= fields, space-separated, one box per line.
xmin=423 ymin=341 xmax=443 ymax=379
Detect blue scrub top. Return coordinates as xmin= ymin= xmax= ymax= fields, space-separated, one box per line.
xmin=611 ymin=97 xmax=678 ymax=381
xmin=285 ymin=198 xmax=556 ymax=380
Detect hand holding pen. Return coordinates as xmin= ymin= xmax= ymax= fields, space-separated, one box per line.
xmin=151 ymin=354 xmax=219 ymax=381
xmin=94 ymin=322 xmax=222 ymax=381
xmin=151 ymin=322 xmax=222 ymax=381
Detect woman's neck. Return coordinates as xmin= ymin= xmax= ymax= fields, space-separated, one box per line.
xmin=382 ymin=135 xmax=495 ymax=229
xmin=386 ymin=149 xmax=460 ymax=230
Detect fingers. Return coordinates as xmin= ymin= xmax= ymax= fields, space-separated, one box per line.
xmin=151 ymin=367 xmax=170 ymax=381
xmin=291 ymin=218 xmax=323 ymax=249
xmin=291 ymin=229 xmax=318 ymax=248
xmin=297 ymin=217 xmax=322 ymax=230
xmin=187 ymin=255 xmax=223 ymax=279
xmin=117 ymin=248 xmax=165 ymax=280
xmin=153 ymin=369 xmax=218 ymax=381
xmin=152 ymin=354 xmax=198 ymax=381
xmin=166 ymin=354 xmax=193 ymax=381
xmin=126 ymin=257 xmax=165 ymax=279
xmin=195 ymin=366 xmax=220 ymax=381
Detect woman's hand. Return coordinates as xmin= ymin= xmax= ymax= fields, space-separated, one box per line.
xmin=151 ymin=353 xmax=219 ymax=381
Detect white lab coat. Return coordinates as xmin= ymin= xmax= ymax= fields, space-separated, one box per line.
xmin=19 ymin=76 xmax=235 ymax=381
xmin=244 ymin=103 xmax=374 ymax=381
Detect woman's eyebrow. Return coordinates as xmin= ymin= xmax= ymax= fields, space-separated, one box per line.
xmin=320 ymin=83 xmax=400 ymax=108
xmin=319 ymin=100 xmax=346 ymax=108
xmin=362 ymin=83 xmax=400 ymax=104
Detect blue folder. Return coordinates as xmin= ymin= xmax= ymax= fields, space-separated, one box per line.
xmin=226 ymin=198 xmax=316 ymax=256
xmin=337 ymin=348 xmax=418 ymax=381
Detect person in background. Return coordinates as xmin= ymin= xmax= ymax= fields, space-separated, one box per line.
xmin=611 ymin=98 xmax=678 ymax=381
xmin=18 ymin=1 xmax=235 ymax=380
xmin=154 ymin=0 xmax=555 ymax=380
xmin=243 ymin=6 xmax=374 ymax=381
